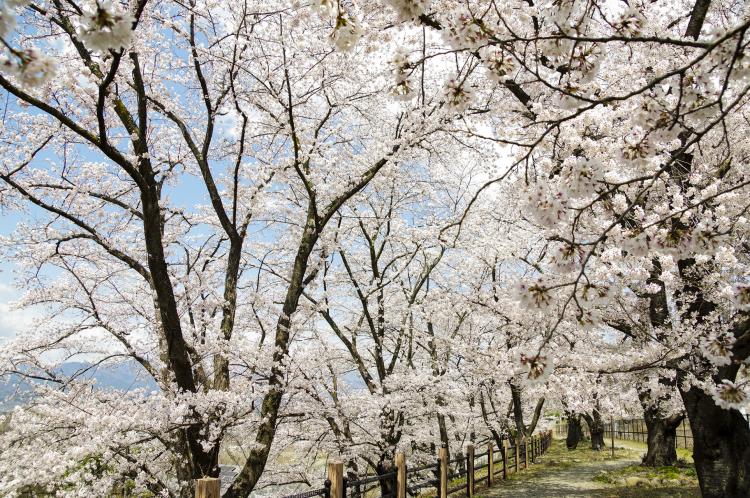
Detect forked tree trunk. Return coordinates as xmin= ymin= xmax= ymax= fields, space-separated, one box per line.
xmin=637 ymin=258 xmax=684 ymax=466
xmin=637 ymin=375 xmax=683 ymax=467
xmin=566 ymin=414 xmax=584 ymax=450
xmin=642 ymin=409 xmax=682 ymax=466
xmin=478 ymin=390 xmax=509 ymax=451
xmin=679 ymin=368 xmax=750 ymax=498
xmin=583 ymin=411 xmax=605 ymax=451
xmin=509 ymin=381 xmax=545 ymax=438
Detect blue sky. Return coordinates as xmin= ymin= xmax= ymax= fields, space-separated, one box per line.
xmin=0 ymin=210 xmax=31 ymax=340
xmin=0 ymin=152 xmax=213 ymax=342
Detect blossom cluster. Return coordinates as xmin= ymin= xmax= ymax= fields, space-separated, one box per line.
xmin=77 ymin=0 xmax=135 ymax=52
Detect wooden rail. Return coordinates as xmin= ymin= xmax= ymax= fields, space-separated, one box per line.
xmin=552 ymin=416 xmax=750 ymax=450
xmin=195 ymin=430 xmax=554 ymax=498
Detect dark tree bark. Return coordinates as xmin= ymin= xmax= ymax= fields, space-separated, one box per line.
xmin=526 ymin=398 xmax=545 ymax=435
xmin=674 ymin=256 xmax=750 ymax=496
xmin=642 ymin=409 xmax=682 ymax=466
xmin=376 ymin=458 xmax=397 ymax=498
xmin=639 ymin=262 xmax=684 ymax=466
xmin=685 ymin=0 xmax=711 ymax=39
xmin=510 ymin=381 xmax=545 ymax=438
xmin=590 ymin=428 xmax=605 ymax=451
xmin=478 ymin=388 xmax=511 ymax=450
xmin=346 ymin=461 xmax=363 ymax=498
xmin=582 ymin=410 xmax=605 ymax=451
xmin=655 ymin=35 xmax=750 ymax=490
xmin=566 ymin=413 xmax=584 ymax=450
xmin=679 ymin=370 xmax=750 ymax=498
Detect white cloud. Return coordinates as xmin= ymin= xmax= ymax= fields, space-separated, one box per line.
xmin=0 ymin=281 xmax=39 ymax=341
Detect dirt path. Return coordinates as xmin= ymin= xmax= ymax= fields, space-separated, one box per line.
xmin=478 ymin=441 xmax=700 ymax=498
xmin=479 ymin=456 xmax=638 ymax=497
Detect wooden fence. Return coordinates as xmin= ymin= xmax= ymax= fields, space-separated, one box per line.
xmin=554 ymin=417 xmax=694 ymax=449
xmin=194 ymin=431 xmax=553 ymax=498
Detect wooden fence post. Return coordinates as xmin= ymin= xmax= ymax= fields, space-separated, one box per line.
xmin=395 ymin=452 xmax=406 ymax=498
xmin=439 ymin=444 xmax=448 ymax=498
xmin=328 ymin=462 xmax=344 ymax=498
xmin=502 ymin=439 xmax=509 ymax=479
xmin=466 ymin=444 xmax=474 ymax=497
xmin=524 ymin=437 xmax=529 ymax=469
xmin=529 ymin=436 xmax=533 ymax=463
xmin=487 ymin=442 xmax=494 ymax=486
xmin=195 ymin=478 xmax=220 ymax=498
xmin=640 ymin=419 xmax=645 ymax=442
xmin=514 ymin=438 xmax=520 ymax=473
xmin=674 ymin=418 xmax=692 ymax=448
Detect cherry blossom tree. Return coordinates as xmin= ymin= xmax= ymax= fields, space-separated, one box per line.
xmin=0 ymin=1 xmax=468 ymax=496
xmin=344 ymin=0 xmax=750 ymax=495
xmin=2 ymin=0 xmax=750 ymax=496
xmin=277 ymin=142 xmax=508 ymax=494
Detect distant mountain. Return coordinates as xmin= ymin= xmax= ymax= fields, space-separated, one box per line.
xmin=57 ymin=361 xmax=159 ymax=391
xmin=1 ymin=361 xmax=366 ymax=411
xmin=0 ymin=360 xmax=158 ymax=410
xmin=0 ymin=380 xmax=32 ymax=410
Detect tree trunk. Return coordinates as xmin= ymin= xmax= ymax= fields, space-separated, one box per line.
xmin=509 ymin=381 xmax=545 ymax=438
xmin=637 ymin=373 xmax=683 ymax=467
xmin=478 ymin=390 xmax=507 ymax=449
xmin=590 ymin=427 xmax=605 ymax=451
xmin=679 ymin=370 xmax=750 ymax=498
xmin=642 ymin=408 xmax=682 ymax=466
xmin=510 ymin=381 xmax=527 ymax=437
xmin=223 ymin=215 xmax=319 ymax=498
xmin=376 ymin=460 xmax=396 ymax=498
xmin=566 ymin=414 xmax=584 ymax=450
xmin=674 ymin=252 xmax=750 ymax=496
xmin=583 ymin=411 xmax=605 ymax=451
xmin=346 ymin=459 xmax=362 ymax=497
xmin=437 ymin=407 xmax=450 ymax=462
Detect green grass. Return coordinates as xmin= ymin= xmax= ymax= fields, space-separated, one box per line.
xmin=593 ymin=461 xmax=698 ymax=490
xmin=585 ymin=488 xmax=700 ymax=497
xmin=608 ymin=438 xmax=694 ymax=463
xmin=593 ymin=463 xmax=696 ymax=482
